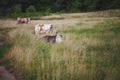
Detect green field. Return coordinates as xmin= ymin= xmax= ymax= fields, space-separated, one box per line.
xmin=0 ymin=10 xmax=120 ymax=80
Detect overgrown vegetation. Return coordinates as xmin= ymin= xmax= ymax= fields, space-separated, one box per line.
xmin=0 ymin=27 xmax=16 ymax=31
xmin=0 ymin=42 xmax=12 ymax=59
xmin=0 ymin=10 xmax=120 ymax=80
xmin=0 ymin=27 xmax=15 ymax=59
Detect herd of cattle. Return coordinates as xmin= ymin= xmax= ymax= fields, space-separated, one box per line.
xmin=17 ymin=17 xmax=63 ymax=43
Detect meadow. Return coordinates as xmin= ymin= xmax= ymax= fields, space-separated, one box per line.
xmin=0 ymin=10 xmax=120 ymax=80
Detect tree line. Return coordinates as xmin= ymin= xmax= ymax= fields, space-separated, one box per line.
xmin=0 ymin=0 xmax=120 ymax=16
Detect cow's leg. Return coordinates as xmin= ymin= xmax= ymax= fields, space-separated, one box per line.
xmin=35 ymin=32 xmax=40 ymax=39
xmin=36 ymin=31 xmax=39 ymax=36
xmin=49 ymin=26 xmax=53 ymax=34
xmin=45 ymin=30 xmax=50 ymax=35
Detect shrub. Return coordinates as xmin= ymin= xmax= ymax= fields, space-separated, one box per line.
xmin=26 ymin=5 xmax=36 ymax=12
xmin=14 ymin=4 xmax=22 ymax=14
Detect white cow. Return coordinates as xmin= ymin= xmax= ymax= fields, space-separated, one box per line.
xmin=34 ymin=23 xmax=53 ymax=36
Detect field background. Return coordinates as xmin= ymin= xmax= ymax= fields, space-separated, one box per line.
xmin=0 ymin=10 xmax=120 ymax=80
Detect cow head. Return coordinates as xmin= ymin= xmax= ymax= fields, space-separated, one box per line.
xmin=55 ymin=33 xmax=63 ymax=43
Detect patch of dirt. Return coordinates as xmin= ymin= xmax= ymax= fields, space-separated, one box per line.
xmin=0 ymin=66 xmax=16 ymax=80
xmin=0 ymin=31 xmax=9 ymax=47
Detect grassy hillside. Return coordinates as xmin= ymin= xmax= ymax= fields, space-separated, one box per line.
xmin=0 ymin=10 xmax=120 ymax=80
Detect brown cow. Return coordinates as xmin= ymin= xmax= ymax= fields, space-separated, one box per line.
xmin=17 ymin=17 xmax=30 ymax=24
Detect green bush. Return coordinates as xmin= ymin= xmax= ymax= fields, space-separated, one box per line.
xmin=26 ymin=5 xmax=36 ymax=12
xmin=14 ymin=4 xmax=22 ymax=14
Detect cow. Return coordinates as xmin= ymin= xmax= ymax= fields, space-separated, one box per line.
xmin=17 ymin=17 xmax=30 ymax=24
xmin=42 ymin=32 xmax=63 ymax=43
xmin=34 ymin=23 xmax=53 ymax=36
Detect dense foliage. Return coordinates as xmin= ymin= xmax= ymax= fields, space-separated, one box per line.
xmin=0 ymin=0 xmax=120 ymax=16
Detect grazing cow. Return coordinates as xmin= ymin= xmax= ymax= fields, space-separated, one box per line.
xmin=42 ymin=33 xmax=63 ymax=43
xmin=34 ymin=23 xmax=53 ymax=36
xmin=17 ymin=17 xmax=30 ymax=24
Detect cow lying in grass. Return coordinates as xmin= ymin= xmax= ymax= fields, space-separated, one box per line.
xmin=34 ymin=23 xmax=53 ymax=36
xmin=42 ymin=33 xmax=63 ymax=43
xmin=17 ymin=17 xmax=30 ymax=24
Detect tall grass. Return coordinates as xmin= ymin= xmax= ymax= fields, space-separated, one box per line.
xmin=1 ymin=15 xmax=120 ymax=80
xmin=0 ymin=27 xmax=15 ymax=59
xmin=5 ymin=12 xmax=51 ymax=20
